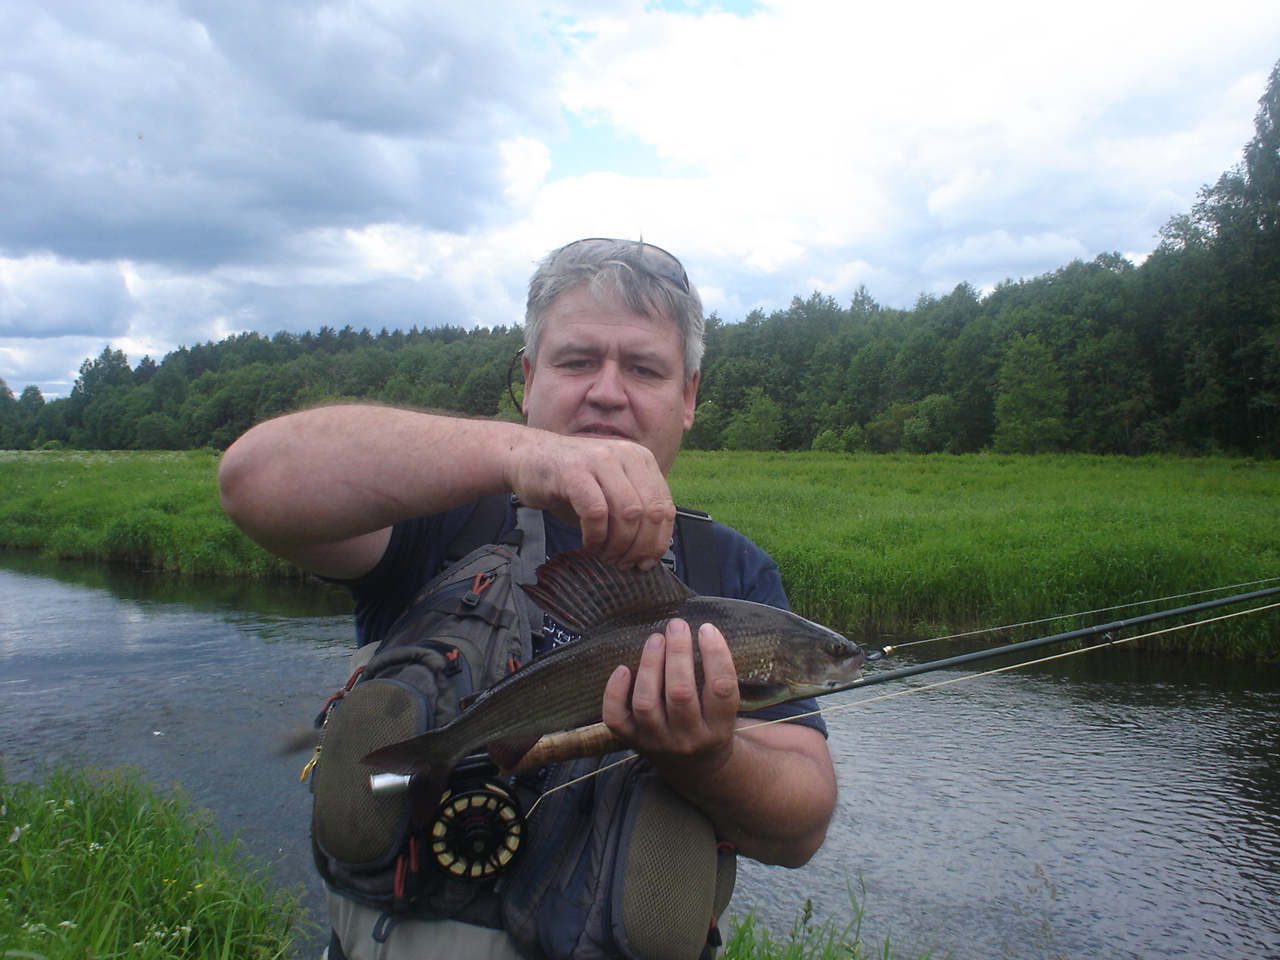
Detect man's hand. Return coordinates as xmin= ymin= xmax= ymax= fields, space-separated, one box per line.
xmin=504 ymin=432 xmax=676 ymax=571
xmin=601 ymin=618 xmax=739 ymax=766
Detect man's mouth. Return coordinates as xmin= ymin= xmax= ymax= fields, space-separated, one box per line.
xmin=575 ymin=424 xmax=633 ymax=440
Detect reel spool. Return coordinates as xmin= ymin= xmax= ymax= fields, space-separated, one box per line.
xmin=429 ymin=779 xmax=524 ymax=881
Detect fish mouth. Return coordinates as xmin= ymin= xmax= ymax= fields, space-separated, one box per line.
xmin=784 ymin=667 xmax=865 ymax=699
xmin=817 ymin=655 xmax=866 ymax=688
xmin=818 ymin=672 xmax=863 ymax=689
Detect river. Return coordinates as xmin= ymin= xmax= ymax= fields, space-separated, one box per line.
xmin=1 ymin=551 xmax=1278 ymax=960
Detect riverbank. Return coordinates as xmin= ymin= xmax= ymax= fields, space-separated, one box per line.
xmin=1 ymin=449 xmax=1277 ymax=656
xmin=0 ymin=766 xmax=308 ymax=959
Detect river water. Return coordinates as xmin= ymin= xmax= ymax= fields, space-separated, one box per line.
xmin=2 ymin=551 xmax=1278 ymax=960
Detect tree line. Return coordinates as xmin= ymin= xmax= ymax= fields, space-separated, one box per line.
xmin=4 ymin=61 xmax=1280 ymax=457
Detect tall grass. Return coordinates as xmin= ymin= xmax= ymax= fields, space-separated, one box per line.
xmin=0 ymin=766 xmax=921 ymax=960
xmin=0 ymin=451 xmax=291 ymax=578
xmin=0 ymin=766 xmax=307 ymax=960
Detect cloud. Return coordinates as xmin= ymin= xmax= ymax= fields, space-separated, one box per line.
xmin=921 ymin=231 xmax=1090 ymax=288
xmin=2 ymin=0 xmax=1280 ymax=398
xmin=546 ymin=0 xmax=1280 ymax=307
xmin=0 ymin=335 xmax=109 ymax=396
xmin=0 ymin=256 xmax=133 ymax=338
xmin=1 ymin=0 xmax=561 ymax=269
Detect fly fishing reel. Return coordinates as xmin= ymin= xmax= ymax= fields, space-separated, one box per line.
xmin=429 ymin=778 xmax=524 ymax=881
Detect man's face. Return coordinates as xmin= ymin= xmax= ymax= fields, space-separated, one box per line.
xmin=522 ymin=285 xmax=699 ymax=475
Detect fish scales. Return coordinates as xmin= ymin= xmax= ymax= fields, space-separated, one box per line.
xmin=361 ymin=550 xmax=865 ymax=808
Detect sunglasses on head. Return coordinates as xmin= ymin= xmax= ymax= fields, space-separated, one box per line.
xmin=556 ymin=238 xmax=691 ymax=294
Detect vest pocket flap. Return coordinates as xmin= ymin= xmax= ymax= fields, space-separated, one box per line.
xmin=312 ymin=679 xmax=429 ymax=871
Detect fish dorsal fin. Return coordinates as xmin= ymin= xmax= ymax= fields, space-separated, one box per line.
xmin=522 ymin=549 xmax=695 ymax=634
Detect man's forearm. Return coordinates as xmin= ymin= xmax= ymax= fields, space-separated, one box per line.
xmin=219 ymin=405 xmax=521 ymax=552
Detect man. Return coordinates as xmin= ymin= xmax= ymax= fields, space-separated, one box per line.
xmin=219 ymin=238 xmax=837 ymax=958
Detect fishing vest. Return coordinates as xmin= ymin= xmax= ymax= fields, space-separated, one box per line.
xmin=306 ymin=496 xmax=734 ymax=960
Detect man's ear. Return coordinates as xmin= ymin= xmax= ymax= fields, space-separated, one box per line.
xmin=521 ymin=354 xmax=534 ymax=418
xmin=682 ymin=370 xmax=700 ymax=431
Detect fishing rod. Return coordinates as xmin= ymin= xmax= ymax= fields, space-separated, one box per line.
xmin=852 ymin=582 xmax=1280 ymax=688
xmin=884 ymin=575 xmax=1280 ymax=650
xmin=508 ymin=593 xmax=1280 ymax=816
xmin=804 ymin=597 xmax=1280 ymax=732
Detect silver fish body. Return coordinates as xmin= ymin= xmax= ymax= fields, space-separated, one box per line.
xmin=361 ymin=550 xmax=864 ymax=800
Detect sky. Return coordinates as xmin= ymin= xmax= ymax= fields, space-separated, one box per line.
xmin=3 ymin=0 xmax=1280 ymax=398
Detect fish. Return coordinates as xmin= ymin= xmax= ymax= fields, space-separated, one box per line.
xmin=361 ymin=549 xmax=865 ymax=806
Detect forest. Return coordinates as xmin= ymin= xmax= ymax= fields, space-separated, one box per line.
xmin=3 ymin=62 xmax=1279 ymax=458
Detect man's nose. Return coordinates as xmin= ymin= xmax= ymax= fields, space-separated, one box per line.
xmin=585 ymin=360 xmax=627 ymax=407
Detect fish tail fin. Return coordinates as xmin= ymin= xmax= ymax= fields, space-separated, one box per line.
xmin=360 ymin=730 xmax=444 ymax=776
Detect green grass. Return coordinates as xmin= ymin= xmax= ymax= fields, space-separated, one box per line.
xmin=2 ymin=448 xmax=1278 ymax=656
xmin=0 ymin=766 xmax=308 ymax=960
xmin=0 ymin=451 xmax=292 ymax=578
xmin=724 ymin=885 xmax=935 ymax=960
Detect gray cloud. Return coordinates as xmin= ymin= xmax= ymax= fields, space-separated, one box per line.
xmin=203 ymin=276 xmax=480 ymax=339
xmin=0 ymin=260 xmax=132 ymax=338
xmin=1 ymin=0 xmax=559 ymax=268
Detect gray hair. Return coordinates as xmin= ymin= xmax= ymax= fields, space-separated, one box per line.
xmin=524 ymin=238 xmax=705 ymax=382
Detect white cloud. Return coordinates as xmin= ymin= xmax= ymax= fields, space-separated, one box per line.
xmin=921 ymin=231 xmax=1090 ymax=287
xmin=501 ymin=136 xmax=553 ymax=207
xmin=552 ymin=0 xmax=1280 ymax=276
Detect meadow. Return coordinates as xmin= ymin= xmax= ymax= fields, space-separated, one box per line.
xmin=1 ymin=449 xmax=1278 ymax=655
xmin=0 ymin=450 xmax=292 ymax=578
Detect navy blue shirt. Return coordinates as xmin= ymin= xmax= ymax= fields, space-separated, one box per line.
xmin=343 ymin=500 xmax=826 ymax=735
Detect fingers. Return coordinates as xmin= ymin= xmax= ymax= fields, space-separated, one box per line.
xmin=511 ymin=433 xmax=675 ymax=569
xmin=570 ymin=443 xmax=675 ymax=570
xmin=605 ymin=620 xmax=739 ymax=762
xmin=696 ymin=622 xmax=741 ymax=721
